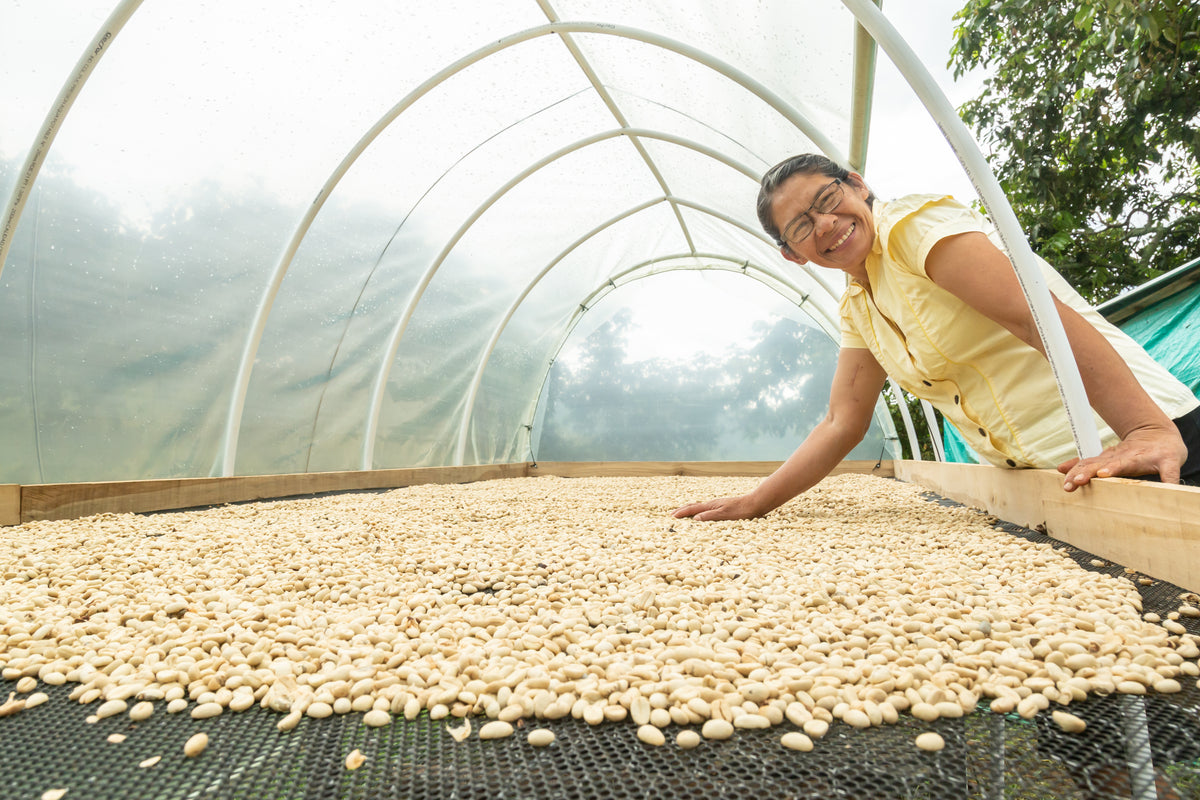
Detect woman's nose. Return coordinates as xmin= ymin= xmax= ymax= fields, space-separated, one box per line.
xmin=811 ymin=210 xmax=838 ymax=235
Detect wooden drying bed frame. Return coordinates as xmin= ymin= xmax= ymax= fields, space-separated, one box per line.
xmin=3 ymin=459 xmax=1198 ymax=592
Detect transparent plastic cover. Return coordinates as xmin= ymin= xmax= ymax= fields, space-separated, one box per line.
xmin=1 ymin=0 xmax=903 ymax=482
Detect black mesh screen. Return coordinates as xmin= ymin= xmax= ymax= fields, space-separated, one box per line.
xmin=1 ymin=491 xmax=1198 ymax=800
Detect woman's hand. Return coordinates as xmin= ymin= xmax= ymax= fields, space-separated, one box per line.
xmin=672 ymin=348 xmax=887 ymax=522
xmin=672 ymin=494 xmax=766 ymax=521
xmin=1058 ymin=423 xmax=1188 ymax=489
xmin=926 ymin=232 xmax=1186 ymax=492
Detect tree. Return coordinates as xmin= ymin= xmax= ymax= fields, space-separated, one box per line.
xmin=950 ymin=0 xmax=1200 ymax=302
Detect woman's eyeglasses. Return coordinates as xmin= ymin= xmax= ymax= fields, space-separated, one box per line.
xmin=782 ymin=179 xmax=844 ymax=246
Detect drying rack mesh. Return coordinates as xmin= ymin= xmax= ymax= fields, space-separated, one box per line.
xmin=1 ymin=489 xmax=1198 ymax=800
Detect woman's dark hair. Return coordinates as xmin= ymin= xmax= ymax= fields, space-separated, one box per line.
xmin=757 ymin=154 xmax=864 ymax=247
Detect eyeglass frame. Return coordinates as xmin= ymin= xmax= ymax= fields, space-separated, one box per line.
xmin=781 ymin=178 xmax=844 ymax=247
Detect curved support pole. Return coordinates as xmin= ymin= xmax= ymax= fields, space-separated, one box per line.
xmin=888 ymin=382 xmax=923 ymax=461
xmin=361 ymin=128 xmax=621 ymax=468
xmin=918 ymin=398 xmax=945 ymax=462
xmin=452 ymin=196 xmax=664 ymax=466
xmin=220 ymin=20 xmax=844 ymax=475
xmin=0 ymin=0 xmax=145 ymax=279
xmin=454 ymin=237 xmax=841 ymax=465
xmin=442 ymin=127 xmax=845 ymax=465
xmin=516 ymin=262 xmax=899 ymax=468
xmin=578 ymin=254 xmax=837 ymax=335
xmin=842 ymin=0 xmax=1101 ymax=461
xmin=363 ymin=128 xmax=840 ymax=469
xmin=848 ymin=0 xmax=881 ymax=172
xmin=669 ymin=196 xmax=843 ymax=299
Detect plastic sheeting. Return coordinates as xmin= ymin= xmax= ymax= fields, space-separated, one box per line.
xmin=1 ymin=0 xmax=900 ymax=483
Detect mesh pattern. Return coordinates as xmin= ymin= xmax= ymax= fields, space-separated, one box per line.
xmin=1 ymin=493 xmax=1198 ymax=800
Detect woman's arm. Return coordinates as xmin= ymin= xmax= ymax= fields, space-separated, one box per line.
xmin=672 ymin=347 xmax=887 ymax=520
xmin=924 ymin=231 xmax=1187 ymax=487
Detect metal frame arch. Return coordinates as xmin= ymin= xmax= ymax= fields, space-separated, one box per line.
xmin=361 ymin=128 xmax=839 ymax=469
xmin=520 ymin=257 xmax=910 ymax=466
xmin=450 ymin=196 xmax=664 ymax=467
xmin=0 ymin=0 xmax=144 ymax=278
xmin=578 ymin=252 xmax=837 ymax=332
xmin=220 ymin=19 xmax=846 ymax=475
xmin=517 ymin=261 xmax=901 ymax=467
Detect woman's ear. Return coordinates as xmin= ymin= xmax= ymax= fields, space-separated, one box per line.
xmin=780 ymin=244 xmax=806 ymax=264
xmin=846 ymin=172 xmax=872 ymax=199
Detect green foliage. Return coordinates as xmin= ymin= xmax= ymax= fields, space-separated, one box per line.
xmin=950 ymin=0 xmax=1200 ymax=301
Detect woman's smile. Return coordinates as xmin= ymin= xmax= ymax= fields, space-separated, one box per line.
xmin=825 ymin=221 xmax=855 ymax=254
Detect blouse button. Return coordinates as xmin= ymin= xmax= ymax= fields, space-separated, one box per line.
xmin=978 ymin=427 xmax=986 ymax=436
xmin=1005 ymin=459 xmax=1016 ymax=467
xmin=922 ymin=380 xmax=932 ymax=386
xmin=954 ymin=395 xmax=960 ymax=404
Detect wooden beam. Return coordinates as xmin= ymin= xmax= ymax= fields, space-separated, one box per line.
xmin=533 ymin=460 xmax=894 ymax=479
xmin=8 ymin=460 xmax=894 ymax=524
xmin=0 ymin=484 xmax=19 ymax=527
xmin=18 ymin=464 xmax=530 ymax=523
xmin=895 ymin=461 xmax=1200 ymax=593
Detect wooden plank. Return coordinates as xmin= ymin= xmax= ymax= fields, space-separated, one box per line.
xmin=19 ymin=464 xmax=530 ymax=522
xmin=10 ymin=460 xmax=895 ymax=524
xmin=533 ymin=461 xmax=785 ymax=478
xmin=533 ymin=460 xmax=894 ymax=479
xmin=895 ymin=460 xmax=1200 ymax=593
xmin=0 ymin=484 xmax=19 ymax=527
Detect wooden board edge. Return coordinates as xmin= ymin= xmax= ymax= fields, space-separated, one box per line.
xmin=894 ymin=460 xmax=1200 ymax=593
xmin=532 ymin=460 xmax=894 ymax=479
xmin=0 ymin=484 xmax=19 ymax=527
xmin=10 ymin=460 xmax=894 ymax=524
xmin=18 ymin=463 xmax=531 ymax=523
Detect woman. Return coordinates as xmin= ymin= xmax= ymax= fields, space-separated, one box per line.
xmin=674 ymin=154 xmax=1200 ymax=521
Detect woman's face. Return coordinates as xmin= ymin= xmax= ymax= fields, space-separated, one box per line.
xmin=771 ymin=171 xmax=875 ymax=276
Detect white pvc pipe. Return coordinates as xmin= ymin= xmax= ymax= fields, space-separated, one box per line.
xmin=451 ymin=196 xmax=662 ymax=465
xmin=220 ymin=20 xmax=846 ymax=476
xmin=450 ymin=188 xmax=850 ymax=467
xmin=919 ymin=399 xmax=945 ymax=462
xmin=888 ymin=383 xmax=923 ymax=461
xmin=363 ymin=129 xmax=840 ymax=471
xmin=842 ymin=0 xmax=1102 ymax=461
xmin=520 ymin=266 xmax=900 ymax=467
xmin=455 ymin=248 xmax=842 ymax=465
xmin=0 ymin=0 xmax=145 ymax=280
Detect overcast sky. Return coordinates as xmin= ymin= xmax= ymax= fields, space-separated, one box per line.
xmin=865 ymin=0 xmax=986 ymax=203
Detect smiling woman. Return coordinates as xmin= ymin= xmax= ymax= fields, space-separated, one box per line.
xmin=766 ymin=168 xmax=878 ymax=281
xmin=672 ymin=152 xmax=1200 ymax=521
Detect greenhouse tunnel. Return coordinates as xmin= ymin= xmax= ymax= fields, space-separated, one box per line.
xmin=0 ymin=0 xmax=930 ymax=486
xmin=5 ymin=5 xmax=1200 ymax=800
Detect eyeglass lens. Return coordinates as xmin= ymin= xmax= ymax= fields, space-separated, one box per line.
xmin=786 ymin=181 xmax=843 ymax=244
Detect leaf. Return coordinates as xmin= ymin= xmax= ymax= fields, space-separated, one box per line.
xmin=1137 ymin=14 xmax=1160 ymax=41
